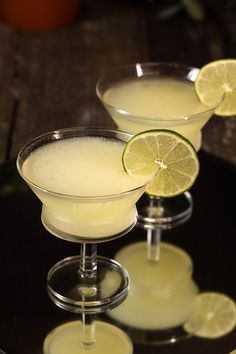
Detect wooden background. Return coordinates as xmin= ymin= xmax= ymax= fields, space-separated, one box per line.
xmin=0 ymin=0 xmax=235 ymax=165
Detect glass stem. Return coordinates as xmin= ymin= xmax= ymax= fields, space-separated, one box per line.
xmin=146 ymin=196 xmax=164 ymax=262
xmin=79 ymin=243 xmax=98 ymax=348
xmin=81 ymin=313 xmax=96 ymax=349
xmin=80 ymin=243 xmax=97 ymax=279
xmin=147 ymin=227 xmax=161 ymax=262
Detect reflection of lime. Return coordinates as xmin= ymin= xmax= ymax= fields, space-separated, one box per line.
xmin=184 ymin=292 xmax=236 ymax=339
xmin=122 ymin=129 xmax=199 ymax=197
xmin=195 ymin=59 xmax=236 ymax=116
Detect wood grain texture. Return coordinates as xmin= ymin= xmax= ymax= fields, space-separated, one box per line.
xmin=0 ymin=0 xmax=149 ymax=163
xmin=0 ymin=24 xmax=16 ymax=162
xmin=0 ymin=0 xmax=235 ymax=165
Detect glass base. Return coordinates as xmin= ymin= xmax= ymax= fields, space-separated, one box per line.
xmin=47 ymin=255 xmax=129 ymax=314
xmin=43 ymin=320 xmax=133 ymax=354
xmin=137 ymin=192 xmax=193 ymax=230
xmin=107 ymin=241 xmax=198 ymax=344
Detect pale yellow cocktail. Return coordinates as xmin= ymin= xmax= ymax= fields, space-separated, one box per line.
xmin=96 ymin=63 xmax=209 ymax=334
xmin=96 ymin=63 xmax=219 ymax=151
xmin=20 ymin=131 xmax=148 ymax=240
xmin=17 ymin=127 xmax=153 ymax=354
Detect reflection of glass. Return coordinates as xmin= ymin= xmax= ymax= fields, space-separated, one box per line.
xmin=109 ymin=242 xmax=198 ymax=331
xmin=96 ymin=63 xmax=221 ymax=343
xmin=44 ymin=320 xmax=133 ymax=354
xmin=17 ymin=127 xmax=149 ymax=354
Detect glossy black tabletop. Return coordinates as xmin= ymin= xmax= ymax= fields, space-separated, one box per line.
xmin=0 ymin=149 xmax=235 ymax=354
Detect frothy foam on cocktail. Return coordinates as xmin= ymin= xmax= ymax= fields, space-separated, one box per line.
xmin=23 ymin=136 xmax=146 ymax=196
xmin=22 ymin=136 xmax=148 ymax=238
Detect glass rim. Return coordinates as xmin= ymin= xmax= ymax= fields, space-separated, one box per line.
xmin=96 ymin=61 xmax=224 ymax=122
xmin=16 ymin=126 xmax=149 ymax=200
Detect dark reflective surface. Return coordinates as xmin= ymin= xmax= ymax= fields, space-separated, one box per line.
xmin=0 ymin=150 xmax=236 ymax=354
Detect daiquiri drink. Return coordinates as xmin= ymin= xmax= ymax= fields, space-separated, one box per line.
xmin=20 ymin=129 xmax=148 ymax=241
xmin=96 ymin=63 xmax=219 ymax=151
xmin=17 ymin=127 xmax=151 ymax=354
xmin=96 ymin=63 xmax=216 ymax=338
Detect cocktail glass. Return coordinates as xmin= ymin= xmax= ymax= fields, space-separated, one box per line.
xmin=96 ymin=62 xmax=220 ymax=226
xmin=16 ymin=126 xmax=150 ymax=354
xmin=96 ymin=62 xmax=222 ymax=343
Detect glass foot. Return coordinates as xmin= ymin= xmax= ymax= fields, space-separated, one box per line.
xmin=107 ymin=241 xmax=198 ymax=344
xmin=47 ymin=255 xmax=129 ymax=314
xmin=43 ymin=320 xmax=133 ymax=354
xmin=137 ymin=192 xmax=193 ymax=230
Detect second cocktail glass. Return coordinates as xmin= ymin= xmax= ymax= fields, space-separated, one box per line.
xmin=96 ymin=62 xmax=221 ymax=343
xmin=96 ymin=62 xmax=219 ymax=225
xmin=16 ymin=127 xmax=150 ymax=354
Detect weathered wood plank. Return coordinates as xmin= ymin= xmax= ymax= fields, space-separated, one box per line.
xmin=0 ymin=24 xmax=17 ymax=163
xmin=0 ymin=0 xmax=235 ymax=165
xmin=9 ymin=0 xmax=149 ymax=160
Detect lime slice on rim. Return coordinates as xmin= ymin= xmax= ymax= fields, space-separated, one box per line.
xmin=184 ymin=292 xmax=236 ymax=339
xmin=195 ymin=59 xmax=236 ymax=116
xmin=122 ymin=129 xmax=199 ymax=197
